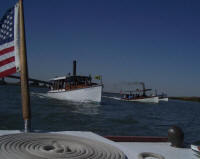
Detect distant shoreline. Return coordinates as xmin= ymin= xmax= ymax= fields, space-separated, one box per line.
xmin=169 ymin=97 xmax=200 ymax=102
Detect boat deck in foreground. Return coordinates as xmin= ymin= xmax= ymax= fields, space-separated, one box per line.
xmin=0 ymin=130 xmax=195 ymax=159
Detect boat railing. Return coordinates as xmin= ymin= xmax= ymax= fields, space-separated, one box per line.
xmin=49 ymin=84 xmax=102 ymax=92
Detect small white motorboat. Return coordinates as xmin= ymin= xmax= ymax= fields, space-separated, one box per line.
xmin=120 ymin=82 xmax=159 ymax=103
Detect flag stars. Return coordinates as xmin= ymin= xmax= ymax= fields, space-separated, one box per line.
xmin=0 ymin=8 xmax=14 ymax=44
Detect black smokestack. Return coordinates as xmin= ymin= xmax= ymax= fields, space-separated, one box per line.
xmin=73 ymin=60 xmax=76 ymax=76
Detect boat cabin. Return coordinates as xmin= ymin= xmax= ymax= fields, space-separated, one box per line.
xmin=121 ymin=88 xmax=153 ymax=100
xmin=121 ymin=90 xmax=143 ymax=100
xmin=158 ymin=93 xmax=168 ymax=98
xmin=49 ymin=60 xmax=101 ymax=92
xmin=50 ymin=75 xmax=99 ymax=91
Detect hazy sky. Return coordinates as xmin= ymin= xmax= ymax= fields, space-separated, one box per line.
xmin=1 ymin=0 xmax=200 ymax=96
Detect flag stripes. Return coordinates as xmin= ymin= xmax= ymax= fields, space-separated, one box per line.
xmin=0 ymin=4 xmax=19 ymax=78
xmin=0 ymin=46 xmax=14 ymax=56
xmin=0 ymin=56 xmax=15 ymax=67
xmin=0 ymin=67 xmax=16 ymax=78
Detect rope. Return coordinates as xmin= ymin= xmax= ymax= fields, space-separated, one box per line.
xmin=0 ymin=133 xmax=127 ymax=159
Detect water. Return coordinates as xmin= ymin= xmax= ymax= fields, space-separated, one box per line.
xmin=0 ymin=85 xmax=200 ymax=144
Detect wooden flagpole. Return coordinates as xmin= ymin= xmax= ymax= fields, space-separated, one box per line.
xmin=19 ymin=0 xmax=31 ymax=132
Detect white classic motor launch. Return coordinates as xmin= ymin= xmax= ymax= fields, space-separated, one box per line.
xmin=47 ymin=77 xmax=102 ymax=102
xmin=47 ymin=61 xmax=103 ymax=102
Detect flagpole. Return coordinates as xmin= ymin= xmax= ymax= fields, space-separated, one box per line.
xmin=19 ymin=0 xmax=31 ymax=132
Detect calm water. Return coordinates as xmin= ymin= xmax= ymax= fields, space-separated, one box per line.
xmin=0 ymin=85 xmax=200 ymax=144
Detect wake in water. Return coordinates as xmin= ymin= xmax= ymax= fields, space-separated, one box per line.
xmin=102 ymin=96 xmax=121 ymax=100
xmin=30 ymin=92 xmax=49 ymax=99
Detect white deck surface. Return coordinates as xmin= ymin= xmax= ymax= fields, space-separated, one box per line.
xmin=0 ymin=130 xmax=196 ymax=159
xmin=119 ymin=142 xmax=194 ymax=159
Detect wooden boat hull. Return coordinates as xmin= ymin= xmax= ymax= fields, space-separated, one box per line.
xmin=47 ymin=85 xmax=102 ymax=102
xmin=121 ymin=96 xmax=159 ymax=103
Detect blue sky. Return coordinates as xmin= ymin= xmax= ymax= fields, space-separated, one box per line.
xmin=1 ymin=0 xmax=200 ymax=96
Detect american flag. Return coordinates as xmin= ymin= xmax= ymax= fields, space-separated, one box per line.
xmin=0 ymin=3 xmax=20 ymax=78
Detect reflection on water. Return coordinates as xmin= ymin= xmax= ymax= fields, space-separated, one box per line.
xmin=70 ymin=103 xmax=100 ymax=115
xmin=51 ymin=99 xmax=101 ymax=115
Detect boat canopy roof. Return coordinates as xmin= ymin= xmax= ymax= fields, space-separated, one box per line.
xmin=49 ymin=75 xmax=92 ymax=82
xmin=123 ymin=88 xmax=152 ymax=93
